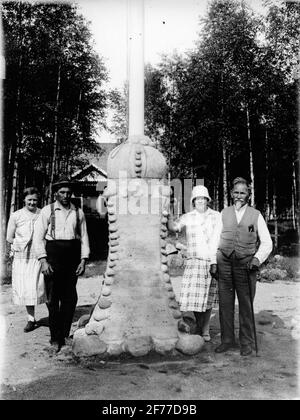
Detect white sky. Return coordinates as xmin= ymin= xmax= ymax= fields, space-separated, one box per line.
xmin=76 ymin=0 xmax=272 ymax=142
xmin=78 ymin=0 xmax=270 ymax=90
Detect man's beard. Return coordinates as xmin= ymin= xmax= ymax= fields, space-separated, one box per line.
xmin=235 ymin=200 xmax=243 ymax=210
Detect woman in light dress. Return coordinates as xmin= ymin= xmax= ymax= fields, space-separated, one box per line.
xmin=6 ymin=187 xmax=46 ymax=332
xmin=168 ymin=185 xmax=221 ymax=341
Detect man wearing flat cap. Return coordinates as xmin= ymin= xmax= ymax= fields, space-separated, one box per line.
xmin=34 ymin=177 xmax=90 ymax=352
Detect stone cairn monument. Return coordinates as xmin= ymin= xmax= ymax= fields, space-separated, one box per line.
xmin=72 ymin=0 xmax=203 ymax=358
xmin=72 ymin=134 xmax=204 ymax=358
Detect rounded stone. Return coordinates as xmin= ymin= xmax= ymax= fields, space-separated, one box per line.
xmin=169 ymin=299 xmax=179 ymax=309
xmin=161 ymin=248 xmax=167 ymax=255
xmin=165 ymin=283 xmax=173 ymax=291
xmin=109 ymin=224 xmax=118 ymax=233
xmin=77 ymin=314 xmax=90 ymax=328
xmin=161 ymin=240 xmax=167 ymax=248
xmin=135 ymin=160 xmax=142 ymax=166
xmin=110 ymin=240 xmax=119 ymax=247
xmin=107 ymin=342 xmax=123 ymax=356
xmin=161 ymin=264 xmax=168 ymax=273
xmin=106 ymin=268 xmax=115 ymax=276
xmin=104 ymin=184 xmax=117 ymax=198
xmin=152 ymin=337 xmax=178 ymax=355
xmin=108 ymin=260 xmax=117 ymax=268
xmin=162 ymin=210 xmax=169 ymax=216
xmin=109 ymin=246 xmax=118 ymax=253
xmin=101 ymin=285 xmax=111 ymax=296
xmin=168 ymin=291 xmax=176 ymax=299
xmin=161 ymin=216 xmax=168 ymax=224
xmin=72 ymin=329 xmax=108 ymax=357
xmin=104 ymin=276 xmax=114 ymax=286
xmin=107 ymin=200 xmax=116 ymax=208
xmin=160 ymin=231 xmax=168 ymax=239
xmin=172 ymin=309 xmax=182 ymax=319
xmin=161 ymin=225 xmax=168 ymax=232
xmin=161 ymin=255 xmax=168 ymax=264
xmin=109 ymin=232 xmax=119 ymax=240
xmin=93 ymin=307 xmax=110 ymax=322
xmin=163 ymin=273 xmax=170 ymax=282
xmin=108 ymin=214 xmax=117 ymax=223
xmin=175 ymin=333 xmax=205 ymax=355
xmin=85 ymin=321 xmax=104 ymax=336
xmin=109 ymin=253 xmax=119 ymax=261
xmin=108 ymin=208 xmax=115 ymax=215
xmin=98 ymin=297 xmax=112 ymax=309
xmin=124 ymin=336 xmax=153 ymax=357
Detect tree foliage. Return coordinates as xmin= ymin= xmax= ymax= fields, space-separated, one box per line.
xmin=143 ymin=0 xmax=299 ymax=219
xmin=2 ymin=1 xmax=108 ymax=214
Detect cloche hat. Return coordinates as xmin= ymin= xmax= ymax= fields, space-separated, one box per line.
xmin=191 ymin=185 xmax=211 ymax=202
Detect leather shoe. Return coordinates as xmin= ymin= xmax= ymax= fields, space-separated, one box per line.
xmin=240 ymin=345 xmax=253 ymax=356
xmin=64 ymin=337 xmax=73 ymax=346
xmin=49 ymin=339 xmax=65 ymax=353
xmin=49 ymin=340 xmax=60 ymax=353
xmin=215 ymin=343 xmax=235 ymax=353
xmin=24 ymin=321 xmax=36 ymax=333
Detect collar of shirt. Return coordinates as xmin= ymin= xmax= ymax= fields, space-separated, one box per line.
xmin=192 ymin=208 xmax=211 ymax=216
xmin=54 ymin=200 xmax=76 ymax=213
xmin=234 ymin=203 xmax=248 ymax=223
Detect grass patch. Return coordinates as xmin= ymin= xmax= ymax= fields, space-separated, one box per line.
xmin=260 ymin=255 xmax=300 ymax=282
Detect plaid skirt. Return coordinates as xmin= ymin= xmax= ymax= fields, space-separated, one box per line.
xmin=179 ymin=258 xmax=219 ymax=312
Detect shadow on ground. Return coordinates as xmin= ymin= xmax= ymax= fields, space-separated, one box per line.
xmin=1 ymin=304 xmax=298 ymax=400
xmin=35 ymin=304 xmax=95 ymax=329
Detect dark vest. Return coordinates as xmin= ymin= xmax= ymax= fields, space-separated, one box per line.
xmin=218 ymin=205 xmax=260 ymax=259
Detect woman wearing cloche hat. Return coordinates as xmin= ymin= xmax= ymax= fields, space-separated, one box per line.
xmin=168 ymin=185 xmax=222 ymax=341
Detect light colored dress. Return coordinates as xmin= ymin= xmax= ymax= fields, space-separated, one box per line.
xmin=6 ymin=208 xmax=46 ymax=305
xmin=175 ymin=208 xmax=222 ymax=312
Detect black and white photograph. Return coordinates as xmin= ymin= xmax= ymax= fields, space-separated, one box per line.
xmin=0 ymin=0 xmax=299 ymax=401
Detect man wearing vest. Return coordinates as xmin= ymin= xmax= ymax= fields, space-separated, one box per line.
xmin=34 ymin=178 xmax=90 ymax=352
xmin=215 ymin=177 xmax=272 ymax=356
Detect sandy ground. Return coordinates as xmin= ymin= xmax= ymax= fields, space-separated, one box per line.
xmin=0 ymin=273 xmax=300 ymax=400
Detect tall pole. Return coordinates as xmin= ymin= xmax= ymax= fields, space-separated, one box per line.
xmin=127 ymin=0 xmax=144 ymax=136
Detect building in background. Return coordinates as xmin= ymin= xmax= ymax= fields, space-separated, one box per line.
xmin=70 ymin=142 xmax=117 ymax=259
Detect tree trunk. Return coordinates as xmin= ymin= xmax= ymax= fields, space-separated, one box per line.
xmin=272 ymin=178 xmax=278 ymax=251
xmin=10 ymin=57 xmax=23 ymax=216
xmin=222 ymin=142 xmax=228 ymax=208
xmin=76 ymin=89 xmax=82 ymax=122
xmin=292 ymin=160 xmax=298 ymax=232
xmin=191 ymin=156 xmax=194 ymax=187
xmin=246 ymin=105 xmax=255 ymax=206
xmin=220 ymin=69 xmax=228 ymax=208
xmin=265 ymin=126 xmax=270 ymax=222
xmin=8 ymin=3 xmax=25 ymax=217
xmin=10 ymin=144 xmax=20 ymax=215
xmin=215 ymin=176 xmax=219 ymax=211
xmin=48 ymin=62 xmax=61 ymax=203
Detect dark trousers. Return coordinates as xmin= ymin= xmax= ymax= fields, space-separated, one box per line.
xmin=217 ymin=250 xmax=257 ymax=347
xmin=44 ymin=240 xmax=80 ymax=343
